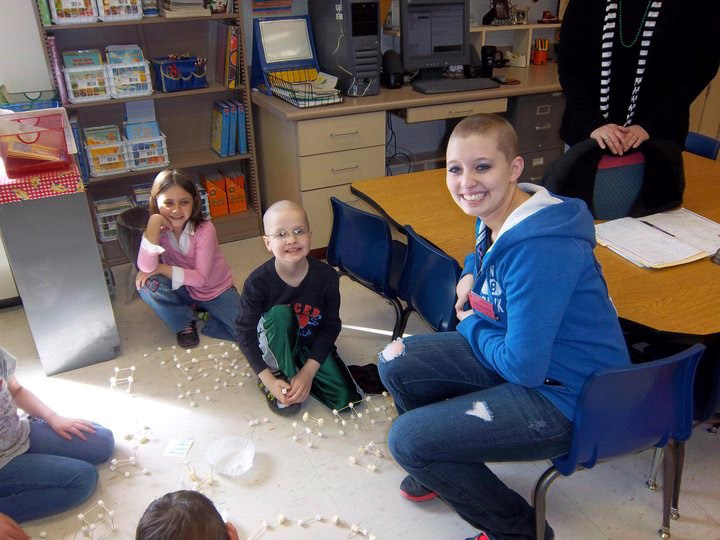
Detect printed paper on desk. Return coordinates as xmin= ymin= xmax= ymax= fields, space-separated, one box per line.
xmin=163 ymin=438 xmax=194 ymax=458
xmin=640 ymin=208 xmax=720 ymax=254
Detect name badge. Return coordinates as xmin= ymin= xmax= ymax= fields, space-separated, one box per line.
xmin=468 ymin=291 xmax=497 ymax=320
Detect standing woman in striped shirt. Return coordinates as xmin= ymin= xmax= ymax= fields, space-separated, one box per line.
xmin=558 ymin=0 xmax=719 ymax=154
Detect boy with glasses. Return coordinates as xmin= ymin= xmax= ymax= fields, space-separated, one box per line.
xmin=236 ymin=200 xmax=360 ymax=415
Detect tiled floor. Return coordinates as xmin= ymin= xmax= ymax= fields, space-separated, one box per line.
xmin=2 ymin=236 xmax=719 ymax=540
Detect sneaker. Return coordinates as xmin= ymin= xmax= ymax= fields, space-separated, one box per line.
xmin=176 ymin=320 xmax=199 ymax=348
xmin=257 ymin=371 xmax=301 ymax=417
xmin=400 ymin=475 xmax=437 ymax=502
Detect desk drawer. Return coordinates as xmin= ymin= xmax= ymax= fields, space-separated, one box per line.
xmin=404 ymin=98 xmax=507 ymax=123
xmin=297 ymin=111 xmax=385 ymax=156
xmin=299 ymin=146 xmax=385 ymax=190
xmin=519 ymin=147 xmax=564 ymax=185
xmin=509 ymin=92 xmax=565 ymax=152
xmin=302 ymin=184 xmax=359 ymax=249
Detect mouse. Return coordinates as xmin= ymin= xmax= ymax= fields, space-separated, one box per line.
xmin=491 ymin=75 xmax=508 ymax=85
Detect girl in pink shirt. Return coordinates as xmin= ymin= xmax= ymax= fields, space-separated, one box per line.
xmin=136 ymin=169 xmax=241 ymax=348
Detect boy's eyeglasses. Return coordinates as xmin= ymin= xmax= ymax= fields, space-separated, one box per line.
xmin=264 ymin=227 xmax=309 ymax=241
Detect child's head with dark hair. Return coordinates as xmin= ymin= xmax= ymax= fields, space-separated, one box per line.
xmin=449 ymin=113 xmax=520 ymax=164
xmin=149 ymin=169 xmax=204 ymax=229
xmin=135 ymin=490 xmax=238 ymax=540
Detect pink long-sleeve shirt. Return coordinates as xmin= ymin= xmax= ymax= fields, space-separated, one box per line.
xmin=137 ymin=221 xmax=234 ymax=301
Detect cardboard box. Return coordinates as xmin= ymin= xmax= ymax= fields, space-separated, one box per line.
xmin=222 ymin=169 xmax=247 ymax=214
xmin=202 ymin=173 xmax=228 ymax=217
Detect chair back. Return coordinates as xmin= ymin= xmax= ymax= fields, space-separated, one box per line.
xmin=552 ymin=343 xmax=704 ymax=476
xmin=327 ymin=197 xmax=404 ymax=298
xmin=398 ymin=225 xmax=461 ymax=332
xmin=592 ymin=155 xmax=645 ymax=219
xmin=685 ymin=132 xmax=720 ymax=160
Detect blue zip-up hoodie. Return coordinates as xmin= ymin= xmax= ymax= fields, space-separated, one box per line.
xmin=457 ymin=184 xmax=630 ymax=420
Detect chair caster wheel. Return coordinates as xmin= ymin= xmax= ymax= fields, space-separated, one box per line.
xmin=646 ymin=480 xmax=657 ymax=491
xmin=670 ymin=508 xmax=679 ymax=520
xmin=658 ymin=528 xmax=670 ymax=539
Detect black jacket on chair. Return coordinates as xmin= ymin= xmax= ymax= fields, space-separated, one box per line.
xmin=541 ymin=139 xmax=685 ymax=219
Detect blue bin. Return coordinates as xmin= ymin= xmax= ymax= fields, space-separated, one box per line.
xmin=151 ymin=57 xmax=208 ymax=93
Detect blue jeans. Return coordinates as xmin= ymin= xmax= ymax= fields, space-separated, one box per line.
xmin=0 ymin=418 xmax=114 ymax=523
xmin=378 ymin=332 xmax=572 ymax=540
xmin=139 ymin=276 xmax=241 ymax=342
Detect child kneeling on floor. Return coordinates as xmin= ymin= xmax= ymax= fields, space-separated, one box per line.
xmin=136 ymin=490 xmax=238 ymax=540
xmin=236 ymin=200 xmax=360 ymax=416
xmin=136 ymin=169 xmax=242 ymax=348
xmin=0 ymin=346 xmax=114 ymax=527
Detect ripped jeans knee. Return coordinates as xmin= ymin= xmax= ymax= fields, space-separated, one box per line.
xmin=379 ymin=338 xmax=405 ymax=362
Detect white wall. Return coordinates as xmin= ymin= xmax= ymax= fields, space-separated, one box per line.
xmin=0 ymin=0 xmax=53 ymax=93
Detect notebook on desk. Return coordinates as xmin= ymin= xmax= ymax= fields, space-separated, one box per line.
xmin=595 ymin=208 xmax=720 ymax=268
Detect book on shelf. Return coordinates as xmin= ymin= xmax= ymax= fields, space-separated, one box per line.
xmin=46 ymin=36 xmax=69 ymax=105
xmin=214 ymin=21 xmax=240 ymax=88
xmin=84 ymin=125 xmax=122 ymax=145
xmin=210 ymin=100 xmax=230 ymax=157
xmin=124 ymin=121 xmax=161 ymax=140
xmin=595 ymin=208 xmax=720 ymax=268
xmin=229 ymin=98 xmax=247 ymax=154
xmin=160 ymin=1 xmax=210 ymax=17
xmin=62 ymin=49 xmax=103 ymax=68
xmin=106 ymin=45 xmax=145 ymax=64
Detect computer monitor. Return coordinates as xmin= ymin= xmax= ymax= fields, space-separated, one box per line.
xmin=257 ymin=18 xmax=315 ymax=65
xmin=400 ymin=0 xmax=470 ymax=79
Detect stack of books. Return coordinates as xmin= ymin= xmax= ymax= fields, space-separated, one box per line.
xmin=160 ymin=0 xmax=210 ymax=17
xmin=131 ymin=184 xmax=152 ymax=207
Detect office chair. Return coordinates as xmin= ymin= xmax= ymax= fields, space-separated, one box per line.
xmin=327 ymin=197 xmax=406 ymax=339
xmin=685 ymin=131 xmax=720 ymax=160
xmin=592 ymin=154 xmax=645 ymax=219
xmin=396 ymin=225 xmax=461 ymax=335
xmin=532 ymin=343 xmax=705 ymax=540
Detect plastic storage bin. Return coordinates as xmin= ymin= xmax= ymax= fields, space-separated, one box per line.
xmin=86 ymin=139 xmax=128 ymax=177
xmin=126 ymin=133 xmax=169 ymax=170
xmin=49 ymin=0 xmax=99 ymax=24
xmin=94 ymin=196 xmax=134 ymax=242
xmin=151 ymin=57 xmax=208 ymax=93
xmin=96 ymin=0 xmax=142 ymax=20
xmin=64 ymin=65 xmax=111 ymax=103
xmin=0 ymin=110 xmax=71 ymax=178
xmin=107 ymin=62 xmax=153 ymax=98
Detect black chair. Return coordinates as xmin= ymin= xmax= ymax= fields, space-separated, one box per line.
xmin=116 ymin=206 xmax=149 ymax=301
xmin=396 ymin=225 xmax=461 ymax=335
xmin=327 ymin=197 xmax=406 ymax=339
xmin=532 ymin=344 xmax=704 ymax=540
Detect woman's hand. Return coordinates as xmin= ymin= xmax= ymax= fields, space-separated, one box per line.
xmin=47 ymin=414 xmax=95 ymax=441
xmin=622 ymin=124 xmax=650 ymax=151
xmin=590 ymin=123 xmax=629 ymax=155
xmin=0 ymin=514 xmax=29 ymax=540
xmin=147 ymin=213 xmax=172 ymax=233
xmin=455 ymin=273 xmax=475 ymax=321
xmin=136 ymin=270 xmax=155 ymax=290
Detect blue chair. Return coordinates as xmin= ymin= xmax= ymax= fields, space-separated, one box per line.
xmin=396 ymin=225 xmax=461 ymax=335
xmin=327 ymin=197 xmax=406 ymax=339
xmin=685 ymin=132 xmax=720 ymax=160
xmin=532 ymin=344 xmax=705 ymax=540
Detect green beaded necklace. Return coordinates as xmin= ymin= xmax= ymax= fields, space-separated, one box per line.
xmin=618 ymin=0 xmax=655 ymax=48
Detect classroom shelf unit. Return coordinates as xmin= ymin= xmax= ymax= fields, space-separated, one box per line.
xmin=32 ymin=1 xmax=262 ymax=266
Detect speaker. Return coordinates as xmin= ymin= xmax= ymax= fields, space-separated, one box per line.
xmin=382 ymin=49 xmax=404 ymax=89
xmin=464 ymin=44 xmax=481 ymax=78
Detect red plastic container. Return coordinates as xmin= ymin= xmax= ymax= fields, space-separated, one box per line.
xmin=0 ymin=111 xmax=70 ymax=178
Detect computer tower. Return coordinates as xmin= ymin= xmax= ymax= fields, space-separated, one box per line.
xmin=308 ymin=0 xmax=381 ymax=97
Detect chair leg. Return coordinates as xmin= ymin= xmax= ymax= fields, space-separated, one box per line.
xmin=659 ymin=442 xmax=677 ymax=539
xmin=391 ymin=302 xmax=411 ymax=340
xmin=646 ymin=447 xmax=663 ymax=490
xmin=532 ymin=466 xmax=562 ymax=540
xmin=671 ymin=441 xmax=685 ymax=520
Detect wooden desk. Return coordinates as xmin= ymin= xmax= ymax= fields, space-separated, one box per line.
xmin=252 ymin=64 xmax=561 ymax=249
xmin=351 ymin=153 xmax=720 ymax=337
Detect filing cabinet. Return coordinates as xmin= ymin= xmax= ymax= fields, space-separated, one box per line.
xmin=508 ymin=92 xmax=565 ymax=184
xmin=254 ymin=108 xmax=385 ymax=248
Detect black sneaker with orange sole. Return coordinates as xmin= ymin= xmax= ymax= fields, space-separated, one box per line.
xmin=400 ymin=475 xmax=438 ymax=502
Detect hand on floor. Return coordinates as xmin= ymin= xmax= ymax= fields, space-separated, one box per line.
xmin=0 ymin=513 xmax=29 ymax=540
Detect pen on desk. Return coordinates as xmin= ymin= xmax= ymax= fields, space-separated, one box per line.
xmin=639 ymin=220 xmax=676 ymax=237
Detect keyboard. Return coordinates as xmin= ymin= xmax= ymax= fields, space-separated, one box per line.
xmin=412 ymin=77 xmax=500 ymax=94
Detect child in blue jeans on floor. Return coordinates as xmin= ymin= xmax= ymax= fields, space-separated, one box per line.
xmin=0 ymin=346 xmax=114 ymax=528
xmin=378 ymin=114 xmax=630 ymax=540
xmin=136 ymin=169 xmax=242 ymax=348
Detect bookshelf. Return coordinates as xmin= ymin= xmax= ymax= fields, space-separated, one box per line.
xmin=32 ymin=1 xmax=262 ymax=266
